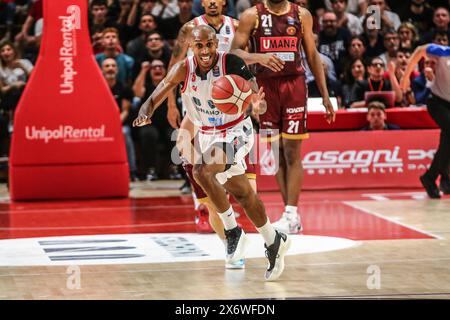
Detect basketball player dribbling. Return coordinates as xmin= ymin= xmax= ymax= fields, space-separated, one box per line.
xmin=231 ymin=0 xmax=336 ymax=234
xmin=165 ymin=0 xmax=259 ymax=269
xmin=134 ymin=25 xmax=291 ymax=281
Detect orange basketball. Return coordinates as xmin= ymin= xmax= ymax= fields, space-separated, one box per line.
xmin=211 ymin=75 xmax=253 ymax=115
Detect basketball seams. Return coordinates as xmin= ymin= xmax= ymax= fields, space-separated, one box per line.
xmin=211 ymin=75 xmax=252 ymax=114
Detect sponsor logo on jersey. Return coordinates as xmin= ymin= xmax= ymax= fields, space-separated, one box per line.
xmin=287 ymin=16 xmax=295 ymax=25
xmin=286 ymin=106 xmax=305 ymax=114
xmin=260 ymin=37 xmax=298 ymax=52
xmin=264 ymin=28 xmax=272 ymax=36
xmin=192 ymin=85 xmax=197 ymax=92
xmin=191 ymin=73 xmax=196 ymax=82
xmin=213 ymin=66 xmax=220 ymax=77
xmin=286 ymin=26 xmax=297 ymax=36
xmin=225 ymin=25 xmax=231 ymax=34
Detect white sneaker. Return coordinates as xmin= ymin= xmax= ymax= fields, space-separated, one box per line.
xmin=264 ymin=231 xmax=291 ymax=281
xmin=272 ymin=212 xmax=302 ymax=234
xmin=224 ymin=227 xmax=249 ymax=264
xmin=225 ymin=258 xmax=245 ymax=269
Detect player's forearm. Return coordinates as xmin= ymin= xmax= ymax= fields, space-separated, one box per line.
xmin=139 ymin=80 xmax=175 ymax=118
xmin=230 ymin=49 xmax=261 ymax=66
xmin=389 ymin=72 xmax=403 ymax=102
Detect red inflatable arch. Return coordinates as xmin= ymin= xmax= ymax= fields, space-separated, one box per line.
xmin=9 ymin=0 xmax=129 ymax=200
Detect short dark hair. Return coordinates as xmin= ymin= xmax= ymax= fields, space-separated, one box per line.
xmin=367 ymin=101 xmax=386 ymax=112
xmin=146 ymin=30 xmax=163 ymax=40
xmin=396 ymin=47 xmax=412 ymax=56
xmin=383 ymin=28 xmax=398 ymax=37
xmin=432 ymin=30 xmax=449 ymax=40
xmin=91 ymin=0 xmax=108 ymax=8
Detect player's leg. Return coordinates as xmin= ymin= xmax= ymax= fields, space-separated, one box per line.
xmin=192 ymin=145 xmax=249 ymax=263
xmin=272 ymin=76 xmax=308 ymax=234
xmin=223 ymin=173 xmax=290 ymax=281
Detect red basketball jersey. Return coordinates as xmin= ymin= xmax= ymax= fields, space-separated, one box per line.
xmin=250 ymin=2 xmax=306 ymax=79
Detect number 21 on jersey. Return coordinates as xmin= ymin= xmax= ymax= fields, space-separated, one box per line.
xmin=261 ymin=14 xmax=272 ymax=28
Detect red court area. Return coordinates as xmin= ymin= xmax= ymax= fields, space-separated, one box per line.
xmin=0 ymin=189 xmax=436 ymax=241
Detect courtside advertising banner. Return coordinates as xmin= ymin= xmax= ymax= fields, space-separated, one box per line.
xmin=256 ymin=130 xmax=439 ymax=190
xmin=9 ymin=0 xmax=129 ymax=200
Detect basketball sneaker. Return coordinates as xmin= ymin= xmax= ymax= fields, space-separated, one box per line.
xmin=194 ymin=204 xmax=214 ymax=233
xmin=225 ymin=258 xmax=245 ymax=269
xmin=224 ymin=226 xmax=249 ymax=264
xmin=439 ymin=175 xmax=450 ymax=195
xmin=272 ymin=212 xmax=302 ymax=234
xmin=264 ymin=231 xmax=291 ymax=281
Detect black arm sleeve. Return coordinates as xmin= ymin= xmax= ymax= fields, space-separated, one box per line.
xmin=225 ymin=54 xmax=255 ymax=81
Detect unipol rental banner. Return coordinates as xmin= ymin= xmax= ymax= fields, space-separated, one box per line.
xmin=256 ymin=130 xmax=439 ymax=191
xmin=9 ymin=0 xmax=129 ymax=200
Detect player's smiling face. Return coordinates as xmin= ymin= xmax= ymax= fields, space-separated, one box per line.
xmin=192 ymin=38 xmax=219 ymax=70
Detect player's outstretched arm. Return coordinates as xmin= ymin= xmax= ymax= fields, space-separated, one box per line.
xmin=301 ymin=8 xmax=335 ymax=124
xmin=133 ymin=61 xmax=187 ymax=127
xmin=230 ymin=8 xmax=284 ymax=71
xmin=400 ymin=45 xmax=429 ymax=92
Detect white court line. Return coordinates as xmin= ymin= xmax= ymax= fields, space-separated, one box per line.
xmin=343 ymin=201 xmax=443 ymax=240
xmin=0 ymin=221 xmax=193 ymax=231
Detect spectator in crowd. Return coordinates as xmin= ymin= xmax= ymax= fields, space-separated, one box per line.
xmin=192 ymin=0 xmax=237 ymax=18
xmin=319 ymin=11 xmax=352 ymax=78
xmin=362 ymin=0 xmax=401 ymax=32
xmin=421 ymin=7 xmax=450 ymax=44
xmin=361 ymin=101 xmax=400 ymax=130
xmin=294 ymin=0 xmax=321 ymax=34
xmin=342 ymin=57 xmax=367 ymax=107
xmin=89 ymin=0 xmax=122 ymax=54
xmin=114 ymin=0 xmax=142 ymax=45
xmin=324 ymin=0 xmax=367 ymax=16
xmin=133 ymin=59 xmax=179 ymax=180
xmin=151 ymin=0 xmax=180 ymax=19
xmin=14 ymin=0 xmax=42 ymax=63
xmin=133 ymin=31 xmax=172 ymax=77
xmin=361 ymin=13 xmax=386 ymax=58
xmin=341 ymin=35 xmax=367 ymax=76
xmin=350 ymin=56 xmax=402 ymax=108
xmin=101 ymin=57 xmax=138 ymax=181
xmin=0 ymin=41 xmax=33 ymax=118
xmin=96 ymin=28 xmax=135 ymax=85
xmin=304 ymin=33 xmax=337 ymax=83
xmin=0 ymin=0 xmax=16 ymax=41
xmin=398 ymin=22 xmax=419 ymax=50
xmin=411 ymin=57 xmax=435 ymax=105
xmin=236 ymin=0 xmax=258 ymax=19
xmin=308 ymin=60 xmax=344 ymax=107
xmin=378 ymin=28 xmax=399 ymax=67
xmin=432 ymin=30 xmax=449 ymax=46
xmin=398 ymin=0 xmax=434 ymax=36
xmin=159 ymin=0 xmax=196 ymax=44
xmin=126 ymin=14 xmax=159 ymax=60
xmin=329 ymin=0 xmax=363 ymax=35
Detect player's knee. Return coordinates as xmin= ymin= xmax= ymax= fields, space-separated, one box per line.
xmin=233 ymin=188 xmax=254 ymax=208
xmin=284 ymin=145 xmax=301 ymax=167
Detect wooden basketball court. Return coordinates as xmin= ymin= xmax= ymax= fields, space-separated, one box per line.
xmin=0 ymin=181 xmax=450 ymax=300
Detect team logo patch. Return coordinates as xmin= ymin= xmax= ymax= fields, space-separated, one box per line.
xmin=286 ymin=26 xmax=297 ymax=36
xmin=287 ymin=16 xmax=295 ymax=26
xmin=225 ymin=25 xmax=231 ymax=34
xmin=192 ymin=85 xmax=198 ymax=92
xmin=213 ymin=66 xmax=220 ymax=77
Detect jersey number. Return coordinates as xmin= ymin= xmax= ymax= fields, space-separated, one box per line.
xmin=287 ymin=120 xmax=300 ymax=134
xmin=261 ymin=14 xmax=273 ymax=28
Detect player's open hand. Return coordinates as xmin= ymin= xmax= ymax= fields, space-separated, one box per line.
xmin=133 ymin=113 xmax=152 ymax=127
xmin=323 ymin=98 xmax=336 ymax=124
xmin=251 ymin=87 xmax=267 ymax=115
xmin=259 ymin=53 xmax=285 ymax=72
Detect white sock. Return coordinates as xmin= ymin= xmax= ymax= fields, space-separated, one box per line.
xmin=218 ymin=206 xmax=238 ymax=230
xmin=257 ymin=219 xmax=277 ymax=246
xmin=285 ymin=205 xmax=298 ymax=217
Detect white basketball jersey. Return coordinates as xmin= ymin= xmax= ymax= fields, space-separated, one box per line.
xmin=188 ymin=15 xmax=236 ymax=55
xmin=181 ymin=52 xmax=242 ymax=128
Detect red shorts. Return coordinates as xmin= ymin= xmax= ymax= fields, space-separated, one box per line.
xmin=257 ymin=75 xmax=309 ymax=141
xmin=183 ymin=155 xmax=256 ymax=203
